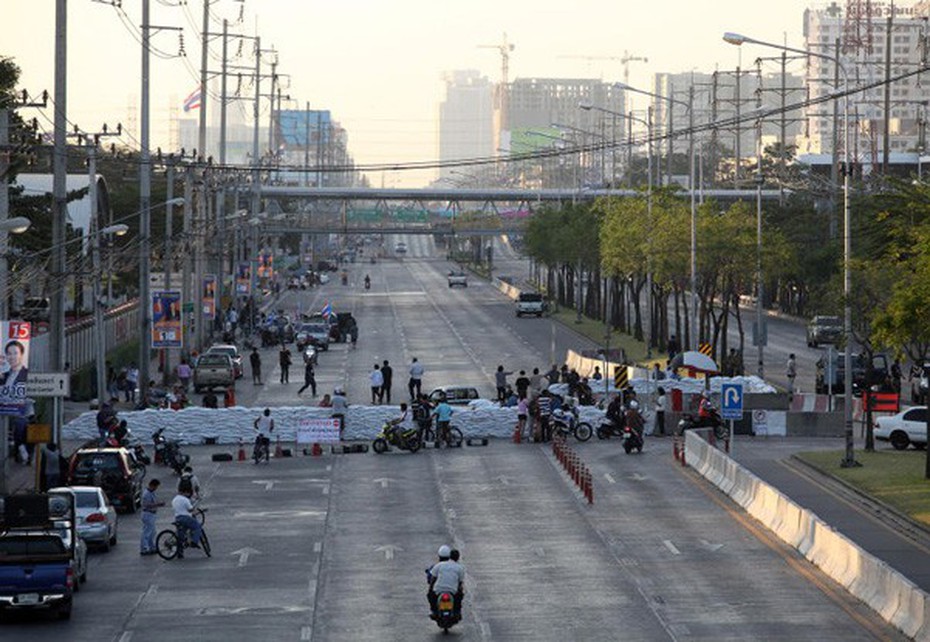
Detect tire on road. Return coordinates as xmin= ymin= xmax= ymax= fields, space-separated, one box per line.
xmin=372 ymin=438 xmax=389 ymax=454
xmin=574 ymin=422 xmax=593 ymax=442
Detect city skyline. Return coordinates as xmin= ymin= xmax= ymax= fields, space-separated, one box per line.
xmin=5 ymin=0 xmax=862 ymax=186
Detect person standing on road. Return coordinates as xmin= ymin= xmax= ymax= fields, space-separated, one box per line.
xmin=279 ymin=346 xmax=292 ymax=384
xmin=655 ymin=387 xmax=667 ymax=436
xmin=408 ymin=357 xmax=424 ymax=400
xmin=381 ymin=360 xmax=393 ymax=404
xmin=298 ymin=360 xmax=317 ymax=396
xmin=126 ymin=363 xmax=139 ymax=403
xmin=514 ymin=371 xmax=530 ymax=400
xmin=332 ymin=388 xmax=348 ymax=437
xmin=545 ymin=365 xmax=560 ymax=387
xmin=786 ymin=354 xmax=797 ymax=395
xmin=667 ymin=334 xmax=680 ymax=360
xmin=495 ymin=365 xmax=514 ymax=403
xmin=431 ymin=395 xmax=454 ymax=448
xmin=176 ymin=360 xmax=192 ymax=392
xmin=529 ymin=367 xmax=545 ymax=400
xmin=517 ymin=395 xmax=528 ymax=440
xmin=370 ymin=364 xmax=384 ymax=404
xmin=140 ymin=478 xmax=164 ymax=556
xmin=250 ymin=348 xmax=262 ymax=385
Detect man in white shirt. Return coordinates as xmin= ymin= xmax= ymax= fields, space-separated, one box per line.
xmin=370 ymin=364 xmax=384 ymax=404
xmin=171 ymin=487 xmax=202 ymax=556
xmin=428 ymin=546 xmax=465 ymax=618
xmin=408 ymin=357 xmax=424 ymax=400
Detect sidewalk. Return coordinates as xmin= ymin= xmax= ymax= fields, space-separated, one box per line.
xmin=728 ymin=436 xmax=930 ymax=593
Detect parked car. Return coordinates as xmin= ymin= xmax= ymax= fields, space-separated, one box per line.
xmin=516 ymin=292 xmax=545 ymax=317
xmin=874 ymin=407 xmax=929 ymax=450
xmin=49 ymin=486 xmax=118 ymax=552
xmin=807 ymin=315 xmax=843 ymax=347
xmin=67 ymin=448 xmax=144 ymax=514
xmin=205 ymin=344 xmax=243 ymax=379
xmin=193 ymin=353 xmax=235 ymax=392
xmin=394 ymin=242 xmax=407 ymax=254
xmin=18 ymin=296 xmax=51 ymax=323
xmin=815 ymin=352 xmax=890 ymax=396
xmin=428 ymin=386 xmax=481 ymax=406
xmin=447 ymin=271 xmax=468 ymax=288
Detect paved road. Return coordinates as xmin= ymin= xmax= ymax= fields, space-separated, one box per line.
xmin=0 ymin=442 xmax=905 ymax=640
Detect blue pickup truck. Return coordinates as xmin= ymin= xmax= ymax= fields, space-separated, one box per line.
xmin=0 ymin=494 xmax=77 ymax=620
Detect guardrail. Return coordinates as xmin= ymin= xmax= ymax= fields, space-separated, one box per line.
xmin=684 ymin=431 xmax=930 ymax=639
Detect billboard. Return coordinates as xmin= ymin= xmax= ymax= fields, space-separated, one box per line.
xmin=276 ymin=109 xmax=332 ymax=150
xmin=257 ymin=250 xmax=274 ymax=280
xmin=235 ymin=262 xmax=252 ymax=296
xmin=0 ymin=321 xmax=31 ymax=416
xmin=151 ymin=291 xmax=183 ymax=348
xmin=202 ymin=274 xmax=217 ymax=320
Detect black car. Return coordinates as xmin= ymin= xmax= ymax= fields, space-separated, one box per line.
xmin=67 ymin=447 xmax=144 ymax=514
xmin=815 ymin=352 xmax=890 ymax=396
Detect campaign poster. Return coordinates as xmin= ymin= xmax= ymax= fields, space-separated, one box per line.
xmin=257 ymin=250 xmax=274 ymax=279
xmin=151 ymin=290 xmax=183 ymax=348
xmin=0 ymin=321 xmax=31 ymax=416
xmin=202 ymin=274 xmax=217 ymax=320
xmin=296 ymin=417 xmax=341 ymax=444
xmin=235 ymin=262 xmax=252 ymax=295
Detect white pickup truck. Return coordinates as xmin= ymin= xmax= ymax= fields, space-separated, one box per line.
xmin=516 ymin=292 xmax=545 ymax=317
xmin=447 ymin=271 xmax=468 ymax=288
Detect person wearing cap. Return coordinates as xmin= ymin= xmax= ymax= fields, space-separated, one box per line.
xmin=427 ymin=545 xmax=465 ymax=619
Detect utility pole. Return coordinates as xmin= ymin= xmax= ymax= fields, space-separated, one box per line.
xmin=198 ymin=0 xmax=210 ymax=162
xmin=139 ymin=0 xmax=153 ymax=405
xmin=163 ymin=155 xmax=176 ymax=385
xmin=51 ymin=0 xmax=68 ymax=447
xmin=882 ymin=11 xmax=893 ymax=173
xmin=182 ymin=165 xmax=194 ymax=360
xmin=0 ymin=108 xmax=9 ymax=493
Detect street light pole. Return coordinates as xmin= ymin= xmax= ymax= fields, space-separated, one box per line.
xmin=139 ymin=0 xmax=153 ymax=404
xmin=723 ymin=31 xmax=855 ymax=466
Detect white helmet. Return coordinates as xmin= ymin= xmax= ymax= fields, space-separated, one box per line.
xmin=437 ymin=545 xmax=451 ymax=558
xmin=629 ymin=400 xmax=639 ymax=410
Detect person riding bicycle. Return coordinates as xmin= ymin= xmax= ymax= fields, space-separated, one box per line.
xmin=253 ymin=408 xmax=275 ymax=461
xmin=430 ymin=394 xmax=454 ymax=448
xmin=171 ymin=486 xmax=202 ymax=557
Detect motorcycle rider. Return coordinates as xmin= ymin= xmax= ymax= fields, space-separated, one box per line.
xmin=605 ymin=394 xmax=626 ymax=431
xmin=696 ymin=390 xmax=719 ymax=429
xmin=427 ymin=545 xmax=465 ymax=620
xmin=388 ymin=402 xmax=415 ymax=442
xmin=364 ymin=274 xmax=371 ymax=290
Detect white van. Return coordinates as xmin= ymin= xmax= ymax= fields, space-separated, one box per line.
xmin=516 ymin=292 xmax=544 ymax=317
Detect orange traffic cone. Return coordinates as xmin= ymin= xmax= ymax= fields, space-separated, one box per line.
xmin=237 ymin=438 xmax=246 ymax=462
xmin=311 ymin=442 xmax=322 ymax=457
xmin=274 ymin=437 xmax=283 ymax=458
xmin=512 ymin=423 xmax=522 ymax=444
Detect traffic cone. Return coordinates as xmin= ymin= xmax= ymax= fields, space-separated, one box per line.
xmin=237 ymin=438 xmax=246 ymax=462
xmin=274 ymin=437 xmax=283 ymax=458
xmin=311 ymin=442 xmax=322 ymax=457
xmin=512 ymin=423 xmax=522 ymax=444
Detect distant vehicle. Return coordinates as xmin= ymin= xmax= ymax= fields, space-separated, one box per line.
xmin=192 ymin=353 xmax=235 ymax=392
xmin=295 ymin=322 xmax=331 ymax=351
xmin=807 ymin=315 xmax=843 ymax=347
xmin=516 ymin=292 xmax=545 ymax=318
xmin=394 ymin=242 xmax=407 ymax=254
xmin=19 ymin=296 xmax=50 ymax=322
xmin=205 ymin=344 xmax=243 ymax=379
xmin=66 ymin=447 xmax=144 ymax=514
xmin=874 ymin=407 xmax=928 ymax=450
xmin=447 ymin=271 xmax=468 ymax=288
xmin=815 ymin=352 xmax=890 ymax=396
xmin=317 ymin=260 xmax=338 ymax=273
xmin=49 ymin=486 xmax=118 ymax=552
xmin=428 ymin=386 xmax=480 ymax=406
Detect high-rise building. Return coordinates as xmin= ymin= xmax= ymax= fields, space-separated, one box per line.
xmin=437 ymin=70 xmax=495 ymax=184
xmin=800 ymin=0 xmax=930 ymax=166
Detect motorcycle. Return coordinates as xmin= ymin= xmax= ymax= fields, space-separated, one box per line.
xmin=595 ymin=416 xmax=626 ymax=440
xmin=551 ymin=406 xmax=593 ymax=442
xmin=372 ymin=422 xmax=422 ymax=454
xmin=152 ymin=428 xmax=190 ymax=474
xmin=622 ymin=425 xmax=644 ymax=454
xmin=364 ymin=276 xmax=371 ymax=290
xmin=677 ymin=409 xmax=729 ymax=441
xmin=434 ymin=591 xmax=461 ymax=633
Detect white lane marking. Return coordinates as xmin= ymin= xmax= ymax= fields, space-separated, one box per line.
xmin=313 ymin=541 xmax=322 ymax=554
xmin=252 ymin=480 xmax=275 ymax=491
xmin=663 ymin=540 xmax=681 ymax=556
xmin=231 ymin=547 xmax=262 ymax=567
xmin=604 ymin=473 xmax=616 ymax=484
xmin=375 ymin=544 xmax=403 ymax=561
xmin=300 ymin=625 xmax=312 ymax=640
xmin=118 ymin=632 xmax=133 ymax=642
xmin=372 ymin=477 xmax=394 ymax=488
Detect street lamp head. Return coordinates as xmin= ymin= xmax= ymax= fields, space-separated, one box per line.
xmin=578 ymin=100 xmax=594 ymax=111
xmin=723 ymin=32 xmax=749 ymax=46
xmin=165 ymin=197 xmax=185 ymax=206
xmin=613 ymin=82 xmax=631 ymax=90
xmin=101 ymin=224 xmax=129 ymax=237
xmin=0 ymin=217 xmax=32 ymax=234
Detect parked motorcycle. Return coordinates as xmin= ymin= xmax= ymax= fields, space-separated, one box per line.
xmin=595 ymin=417 xmax=626 ymax=440
xmin=677 ymin=409 xmax=728 ymax=441
xmin=152 ymin=428 xmax=190 ymax=474
xmin=622 ymin=425 xmax=644 ymax=454
xmin=551 ymin=406 xmax=593 ymax=442
xmin=372 ymin=422 xmax=422 ymax=454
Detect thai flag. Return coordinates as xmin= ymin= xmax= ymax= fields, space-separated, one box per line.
xmin=321 ymin=302 xmax=332 ymax=320
xmin=183 ymin=86 xmax=202 ymax=112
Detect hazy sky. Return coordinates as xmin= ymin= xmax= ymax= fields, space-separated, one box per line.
xmin=5 ymin=0 xmax=821 ymax=186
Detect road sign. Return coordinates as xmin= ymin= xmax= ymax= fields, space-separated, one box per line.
xmin=614 ymin=366 xmax=629 ymax=390
xmin=27 ymin=372 xmax=70 ymax=398
xmin=753 ymin=409 xmax=768 ymax=435
xmin=721 ymin=383 xmax=743 ymax=420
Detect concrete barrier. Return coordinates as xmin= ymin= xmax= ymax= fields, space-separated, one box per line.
xmin=683 ymin=430 xmax=930 ymax=640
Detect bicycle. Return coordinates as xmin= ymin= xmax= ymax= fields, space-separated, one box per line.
xmin=253 ymin=435 xmax=271 ymax=464
xmin=156 ymin=507 xmax=211 ymax=560
xmin=434 ymin=422 xmax=464 ymax=449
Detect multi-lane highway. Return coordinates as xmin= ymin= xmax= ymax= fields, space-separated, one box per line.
xmin=2 ymin=245 xmax=905 ymax=640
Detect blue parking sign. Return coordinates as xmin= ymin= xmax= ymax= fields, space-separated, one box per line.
xmin=721 ymin=383 xmax=743 ymax=420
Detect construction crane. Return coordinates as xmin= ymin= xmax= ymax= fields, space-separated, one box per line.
xmin=479 ymin=33 xmax=515 ymax=132
xmin=557 ymin=51 xmax=648 ymax=86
